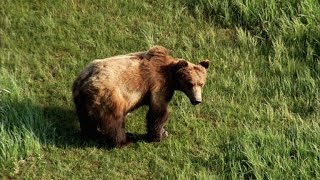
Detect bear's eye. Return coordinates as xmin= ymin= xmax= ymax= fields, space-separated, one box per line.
xmin=199 ymin=83 xmax=204 ymax=87
xmin=187 ymin=82 xmax=194 ymax=88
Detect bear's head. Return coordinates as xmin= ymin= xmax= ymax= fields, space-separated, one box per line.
xmin=175 ymin=60 xmax=209 ymax=105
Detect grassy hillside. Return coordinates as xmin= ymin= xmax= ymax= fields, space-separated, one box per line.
xmin=1 ymin=0 xmax=319 ymax=179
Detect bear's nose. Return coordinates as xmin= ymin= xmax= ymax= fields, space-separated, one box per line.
xmin=191 ymin=100 xmax=202 ymax=105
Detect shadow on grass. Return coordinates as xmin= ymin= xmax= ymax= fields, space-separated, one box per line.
xmin=42 ymin=105 xmax=149 ymax=149
xmin=2 ymin=100 xmax=148 ymax=150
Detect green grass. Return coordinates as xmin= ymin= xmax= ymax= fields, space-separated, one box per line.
xmin=1 ymin=0 xmax=319 ymax=179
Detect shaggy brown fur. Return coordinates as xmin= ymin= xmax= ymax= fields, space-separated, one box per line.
xmin=72 ymin=46 xmax=209 ymax=147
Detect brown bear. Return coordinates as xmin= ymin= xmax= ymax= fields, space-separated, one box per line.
xmin=72 ymin=46 xmax=209 ymax=147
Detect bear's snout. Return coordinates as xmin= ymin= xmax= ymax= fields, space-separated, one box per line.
xmin=189 ymin=86 xmax=202 ymax=105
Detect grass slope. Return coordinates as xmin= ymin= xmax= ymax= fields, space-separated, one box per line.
xmin=1 ymin=0 xmax=319 ymax=179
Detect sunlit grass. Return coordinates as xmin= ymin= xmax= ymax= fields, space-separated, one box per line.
xmin=0 ymin=0 xmax=319 ymax=179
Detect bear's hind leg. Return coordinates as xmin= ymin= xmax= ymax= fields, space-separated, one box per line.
xmin=75 ymin=105 xmax=99 ymax=138
xmin=99 ymin=114 xmax=131 ymax=147
xmin=79 ymin=116 xmax=99 ymax=138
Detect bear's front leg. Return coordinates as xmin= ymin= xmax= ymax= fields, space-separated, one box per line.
xmin=146 ymin=107 xmax=169 ymax=142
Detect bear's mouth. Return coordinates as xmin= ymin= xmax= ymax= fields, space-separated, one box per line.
xmin=190 ymin=100 xmax=201 ymax=105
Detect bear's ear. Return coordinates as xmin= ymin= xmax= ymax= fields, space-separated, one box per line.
xmin=175 ymin=60 xmax=188 ymax=70
xmin=199 ymin=60 xmax=209 ymax=69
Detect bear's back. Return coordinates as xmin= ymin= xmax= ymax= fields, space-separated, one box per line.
xmin=92 ymin=55 xmax=141 ymax=78
xmin=73 ymin=55 xmax=150 ymax=112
